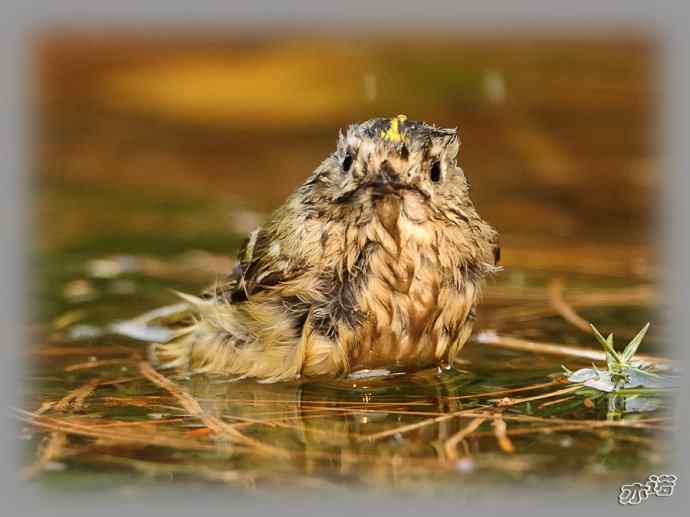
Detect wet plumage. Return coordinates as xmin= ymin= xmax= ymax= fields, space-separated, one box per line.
xmin=152 ymin=116 xmax=500 ymax=382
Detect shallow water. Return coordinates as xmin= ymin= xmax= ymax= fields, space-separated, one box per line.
xmin=24 ymin=32 xmax=671 ymax=494
xmin=25 ymin=247 xmax=669 ymax=493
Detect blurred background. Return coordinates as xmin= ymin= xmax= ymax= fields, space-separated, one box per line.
xmin=34 ymin=30 xmax=657 ymax=265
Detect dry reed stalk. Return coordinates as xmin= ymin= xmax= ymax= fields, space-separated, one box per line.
xmin=447 ymin=380 xmax=564 ymax=401
xmin=53 ymin=378 xmax=101 ymax=412
xmin=35 ymin=401 xmax=55 ymax=415
xmin=493 ymin=416 xmax=515 ymax=453
xmin=475 ymin=332 xmax=669 ymax=364
xmin=471 ymin=418 xmax=667 ymax=438
xmin=301 ymin=399 xmax=435 ymax=406
xmin=474 ymin=412 xmax=667 ymax=428
xmin=358 ymin=413 xmax=461 ymax=443
xmin=18 ymin=409 xmax=236 ymax=453
xmin=139 ymin=362 xmax=291 ymax=458
xmin=24 ymin=378 xmax=102 ymax=479
xmin=537 ymin=396 xmax=577 ymax=408
xmin=92 ymin=418 xmax=187 ymax=428
xmin=495 ymin=386 xmax=583 ymax=407
xmin=327 ymin=406 xmax=667 ymax=440
xmin=443 ymin=417 xmax=487 ymax=462
xmin=288 ymin=406 xmax=475 ymax=418
xmin=211 ymin=398 xmax=435 ymax=407
xmin=548 ymin=277 xmax=592 ymax=333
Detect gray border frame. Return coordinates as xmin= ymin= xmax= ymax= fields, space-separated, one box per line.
xmin=2 ymin=1 xmax=688 ymax=515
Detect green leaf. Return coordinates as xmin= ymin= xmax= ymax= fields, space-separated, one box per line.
xmin=628 ymin=365 xmax=663 ymax=378
xmin=606 ymin=334 xmax=619 ymax=370
xmin=584 ymin=371 xmax=615 ymax=392
xmin=567 ymin=368 xmax=598 ymax=383
xmin=591 ymin=323 xmax=622 ymax=363
xmin=575 ymin=387 xmax=606 ymax=398
xmin=590 ymin=324 xmax=608 ymax=348
xmin=624 ymin=366 xmax=676 ymax=388
xmin=621 ymin=322 xmax=650 ymax=362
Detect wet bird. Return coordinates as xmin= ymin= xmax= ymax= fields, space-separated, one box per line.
xmin=152 ymin=115 xmax=500 ymax=382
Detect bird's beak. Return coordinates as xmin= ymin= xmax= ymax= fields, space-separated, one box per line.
xmin=373 ymin=160 xmax=399 ymax=185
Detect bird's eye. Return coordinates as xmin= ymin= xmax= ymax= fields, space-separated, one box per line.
xmin=430 ymin=161 xmax=442 ymax=183
xmin=342 ymin=154 xmax=353 ymax=173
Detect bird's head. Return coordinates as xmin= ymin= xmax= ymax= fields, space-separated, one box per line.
xmin=301 ymin=115 xmax=473 ymax=224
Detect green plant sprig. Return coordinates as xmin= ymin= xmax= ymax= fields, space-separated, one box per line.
xmin=590 ymin=322 xmax=650 ymax=390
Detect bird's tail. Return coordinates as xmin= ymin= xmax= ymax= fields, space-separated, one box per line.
xmin=149 ymin=292 xmax=308 ymax=383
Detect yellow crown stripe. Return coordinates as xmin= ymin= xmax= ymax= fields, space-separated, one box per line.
xmin=381 ymin=114 xmax=407 ymax=142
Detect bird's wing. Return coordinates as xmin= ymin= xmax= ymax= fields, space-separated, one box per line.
xmin=206 ymin=226 xmax=308 ymax=303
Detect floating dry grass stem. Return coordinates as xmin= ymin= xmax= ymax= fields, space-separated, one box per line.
xmin=492 ymin=416 xmax=515 ymax=453
xmin=23 ymin=377 xmax=103 ymax=480
xmin=548 ymin=277 xmax=592 ymax=333
xmin=18 ymin=409 xmax=236 ymax=453
xmin=475 ymin=332 xmax=668 ymax=365
xmin=53 ymin=378 xmax=101 ymax=412
xmin=494 ymin=385 xmax=582 ymax=407
xmin=358 ymin=412 xmax=461 ymax=443
xmin=139 ymin=362 xmax=291 ymax=458
xmin=447 ymin=380 xmax=564 ymax=401
xmin=444 ymin=417 xmax=487 ymax=463
xmin=537 ymin=395 xmax=577 ymax=408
